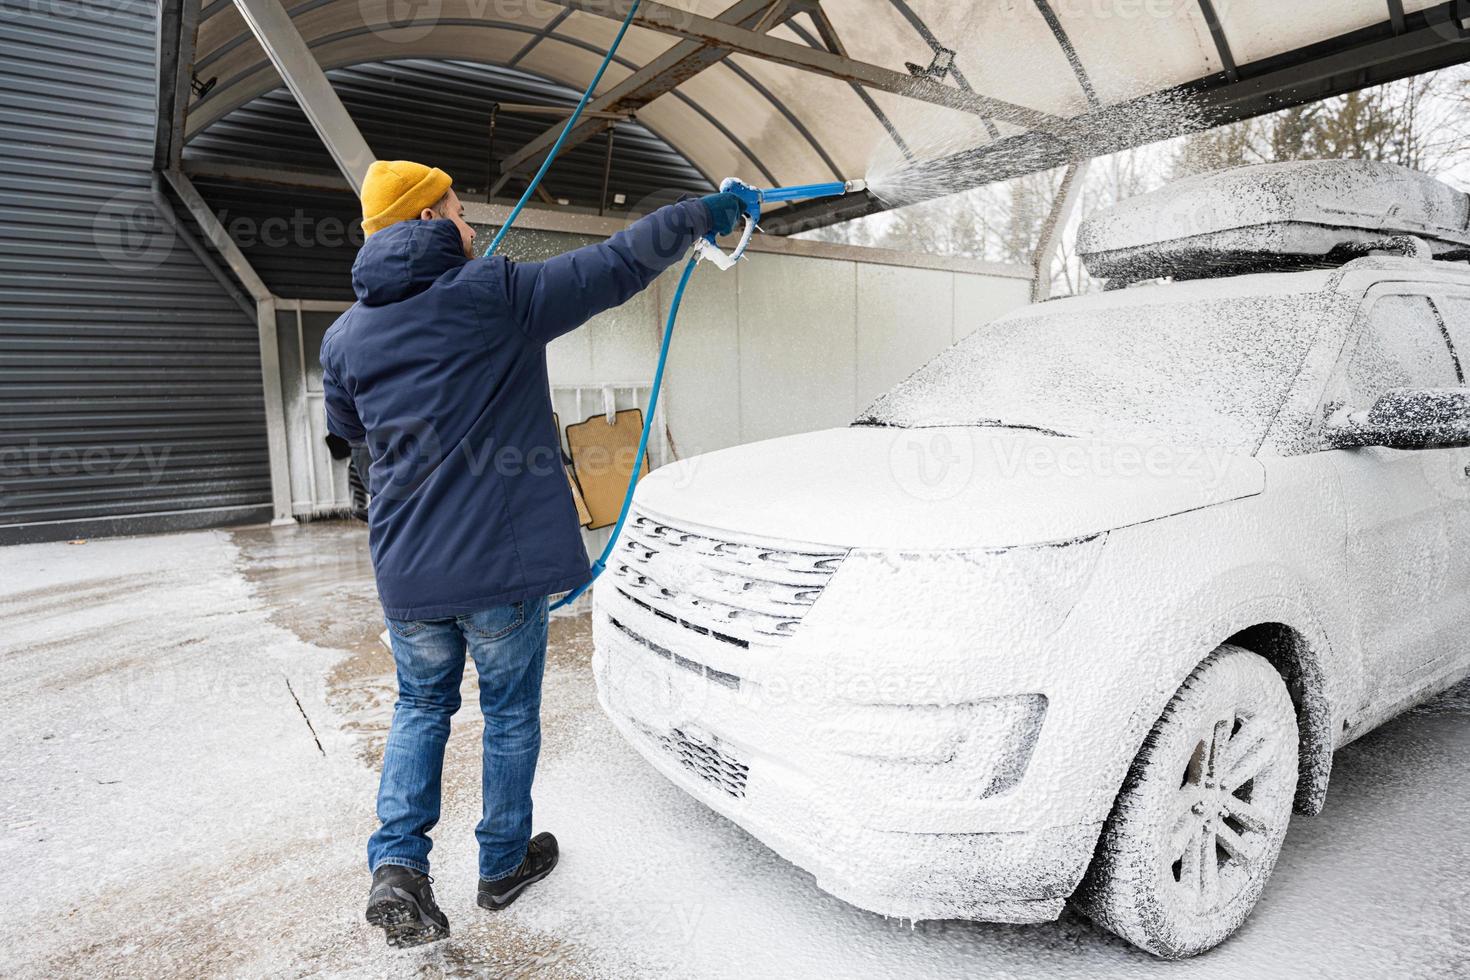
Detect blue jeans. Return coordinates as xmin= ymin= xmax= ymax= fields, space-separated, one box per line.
xmin=368 ymin=597 xmax=548 ymax=882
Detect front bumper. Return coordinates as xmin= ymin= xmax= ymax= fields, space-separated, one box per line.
xmin=592 ymin=593 xmax=1100 ymax=923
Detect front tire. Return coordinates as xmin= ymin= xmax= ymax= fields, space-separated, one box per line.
xmin=1074 ymin=645 xmax=1298 ymax=958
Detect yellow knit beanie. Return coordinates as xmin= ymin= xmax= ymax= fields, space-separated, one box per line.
xmin=360 ymin=160 xmax=454 ymax=236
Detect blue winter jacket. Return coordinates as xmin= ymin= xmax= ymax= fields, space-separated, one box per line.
xmin=320 ymin=200 xmax=713 ymax=620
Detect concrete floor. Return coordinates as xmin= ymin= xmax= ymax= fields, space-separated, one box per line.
xmin=4 ymin=521 xmax=1467 ymax=979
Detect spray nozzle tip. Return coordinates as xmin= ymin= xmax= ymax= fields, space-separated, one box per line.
xmin=845 ymin=179 xmax=869 ymax=195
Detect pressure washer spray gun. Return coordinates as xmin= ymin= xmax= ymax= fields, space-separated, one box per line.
xmin=693 ymin=177 xmax=868 ymax=270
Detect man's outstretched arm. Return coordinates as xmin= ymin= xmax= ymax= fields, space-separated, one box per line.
xmin=497 ymin=194 xmax=742 ymax=346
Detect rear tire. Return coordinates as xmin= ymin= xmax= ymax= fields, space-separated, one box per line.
xmin=1073 ymin=645 xmax=1298 ymax=958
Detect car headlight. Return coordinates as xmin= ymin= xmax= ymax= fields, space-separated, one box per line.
xmin=809 ymin=695 xmax=1049 ymax=805
xmin=786 ymin=534 xmax=1107 ymax=706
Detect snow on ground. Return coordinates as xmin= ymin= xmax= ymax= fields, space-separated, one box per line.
xmin=4 ymin=523 xmax=1467 ymax=978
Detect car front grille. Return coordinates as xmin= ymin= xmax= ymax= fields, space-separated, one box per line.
xmin=635 ymin=722 xmax=750 ymax=799
xmin=612 ymin=514 xmax=845 ymax=647
xmin=608 ymin=615 xmax=741 ymax=689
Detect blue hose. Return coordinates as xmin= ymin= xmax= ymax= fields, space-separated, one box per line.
xmin=552 ymin=254 xmax=699 ymax=610
xmin=484 ymin=0 xmax=642 ymax=259
xmin=453 ymin=0 xmax=843 ymax=611
xmin=487 ymin=0 xmax=676 ymax=611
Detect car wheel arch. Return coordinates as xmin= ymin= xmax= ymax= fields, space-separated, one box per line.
xmin=1222 ymin=622 xmax=1335 ymax=816
xmin=1072 ymin=617 xmax=1338 ymax=918
xmin=1089 ymin=616 xmax=1337 ymax=839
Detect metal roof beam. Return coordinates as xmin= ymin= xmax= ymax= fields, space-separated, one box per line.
xmin=183 ymin=159 xmax=353 ymax=192
xmin=186 ymin=23 xmax=771 ymax=189
xmin=545 ymin=0 xmax=1068 ymax=133
xmin=231 ymin=0 xmax=375 ymax=193
xmin=803 ymin=2 xmax=848 ymax=58
xmin=1387 ymin=0 xmax=1408 ymax=34
xmin=508 ymin=7 xmax=572 ymax=66
xmin=493 ymin=0 xmax=796 ymax=190
xmin=1193 ymin=4 xmax=1470 ymax=119
xmin=1032 ymin=0 xmax=1099 ymax=109
xmin=1031 ymin=159 xmax=1088 ymax=303
xmin=1197 ymin=0 xmax=1240 ymax=82
xmin=163 ymin=169 xmax=273 ymax=302
xmin=154 ymin=0 xmax=202 ymax=171
xmin=783 ymin=15 xmax=913 ymax=161
xmin=884 ymin=0 xmax=1000 ymax=140
xmin=161 ymin=168 xmax=294 ymax=525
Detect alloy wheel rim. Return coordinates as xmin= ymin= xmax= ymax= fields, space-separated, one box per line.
xmin=1166 ymin=710 xmax=1282 ymax=913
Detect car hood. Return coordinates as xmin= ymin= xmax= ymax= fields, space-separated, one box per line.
xmin=633 ymin=426 xmax=1264 ymax=550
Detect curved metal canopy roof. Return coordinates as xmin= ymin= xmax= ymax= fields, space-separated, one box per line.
xmin=186 ymin=59 xmax=716 ymax=203
xmin=173 ymin=0 xmax=1470 ymax=231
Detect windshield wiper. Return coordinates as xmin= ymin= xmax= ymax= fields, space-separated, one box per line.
xmin=852 ymin=418 xmax=1077 ymax=438
xmin=970 ymin=420 xmax=1077 ymax=438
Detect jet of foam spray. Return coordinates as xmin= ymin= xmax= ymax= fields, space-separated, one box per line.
xmin=864 ymin=89 xmax=1206 ymax=209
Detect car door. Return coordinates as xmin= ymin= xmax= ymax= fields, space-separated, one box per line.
xmin=1321 ymin=288 xmax=1466 ymax=716
xmin=1418 ymin=290 xmax=1470 ymax=682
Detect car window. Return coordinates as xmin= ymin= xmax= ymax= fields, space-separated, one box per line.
xmin=1339 ymin=295 xmax=1459 ymax=408
xmin=1433 ymin=295 xmax=1470 ymax=377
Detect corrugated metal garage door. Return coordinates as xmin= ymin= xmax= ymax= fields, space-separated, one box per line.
xmin=0 ymin=0 xmax=273 ymax=545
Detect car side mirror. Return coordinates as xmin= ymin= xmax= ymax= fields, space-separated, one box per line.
xmin=1325 ymin=387 xmax=1470 ymax=450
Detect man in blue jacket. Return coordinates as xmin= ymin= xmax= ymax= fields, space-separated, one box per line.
xmin=322 ymin=160 xmax=743 ymax=948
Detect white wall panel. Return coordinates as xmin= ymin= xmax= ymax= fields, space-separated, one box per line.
xmin=855 ymin=264 xmax=954 ymax=409
xmin=546 ymin=243 xmax=1030 ymax=462
xmin=660 ymin=261 xmax=742 ymax=458
xmin=545 ymin=313 xmax=597 ymax=384
xmin=587 ymin=284 xmax=662 ymax=384
xmin=737 ymin=253 xmax=859 ymax=444
xmin=955 ymin=275 xmax=1033 ymax=343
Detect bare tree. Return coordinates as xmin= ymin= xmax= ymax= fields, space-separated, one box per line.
xmin=1172 ymin=70 xmax=1469 ymax=178
xmin=1171 ymin=116 xmax=1265 ymax=179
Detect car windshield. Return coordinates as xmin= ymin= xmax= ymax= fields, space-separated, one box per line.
xmin=857 ymin=291 xmax=1328 ymax=455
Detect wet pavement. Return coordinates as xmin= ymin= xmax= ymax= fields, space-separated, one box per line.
xmin=6 ymin=521 xmax=1469 ymax=978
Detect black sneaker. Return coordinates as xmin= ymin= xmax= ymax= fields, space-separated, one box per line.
xmin=365 ymin=864 xmax=450 ymax=948
xmin=477 ymin=832 xmax=559 ymax=911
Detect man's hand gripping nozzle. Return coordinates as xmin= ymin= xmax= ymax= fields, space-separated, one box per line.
xmin=693 ymin=177 xmax=869 ymax=271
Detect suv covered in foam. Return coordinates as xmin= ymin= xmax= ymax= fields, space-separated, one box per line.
xmin=591 ymin=161 xmax=1470 ymax=957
